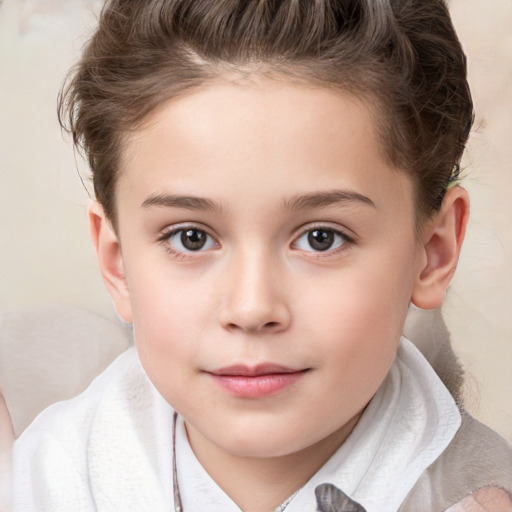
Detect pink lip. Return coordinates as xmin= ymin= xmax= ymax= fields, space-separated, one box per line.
xmin=207 ymin=364 xmax=309 ymax=398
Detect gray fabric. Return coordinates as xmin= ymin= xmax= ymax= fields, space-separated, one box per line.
xmin=314 ymin=484 xmax=366 ymax=511
xmin=399 ymin=411 xmax=512 ymax=511
xmin=403 ymin=307 xmax=464 ymax=406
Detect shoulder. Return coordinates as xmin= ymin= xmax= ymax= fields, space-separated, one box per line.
xmin=15 ymin=346 xmax=142 ymax=442
xmin=11 ymin=347 xmax=160 ymax=510
xmin=442 ymin=411 xmax=512 ymax=483
xmin=400 ymin=411 xmax=512 ymax=512
xmin=447 ymin=488 xmax=512 ymax=512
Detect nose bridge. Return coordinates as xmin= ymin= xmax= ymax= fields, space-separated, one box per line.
xmin=218 ymin=243 xmax=290 ymax=333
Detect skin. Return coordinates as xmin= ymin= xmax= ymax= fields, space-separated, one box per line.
xmin=448 ymin=488 xmax=512 ymax=512
xmin=90 ymin=78 xmax=470 ymax=512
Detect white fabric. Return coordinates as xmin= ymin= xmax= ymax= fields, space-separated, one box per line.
xmin=12 ymin=348 xmax=174 ymax=512
xmin=12 ymin=338 xmax=461 ymax=512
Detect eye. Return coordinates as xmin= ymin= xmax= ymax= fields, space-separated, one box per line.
xmin=294 ymin=228 xmax=347 ymax=252
xmin=165 ymin=228 xmax=217 ymax=253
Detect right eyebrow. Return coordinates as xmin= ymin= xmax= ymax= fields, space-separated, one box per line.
xmin=282 ymin=189 xmax=376 ymax=211
xmin=141 ymin=193 xmax=222 ymax=212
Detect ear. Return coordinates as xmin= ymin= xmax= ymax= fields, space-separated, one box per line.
xmin=411 ymin=186 xmax=470 ymax=310
xmin=88 ymin=202 xmax=133 ymax=323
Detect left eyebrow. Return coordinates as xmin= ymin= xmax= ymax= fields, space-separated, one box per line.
xmin=141 ymin=193 xmax=223 ymax=212
xmin=282 ymin=190 xmax=376 ymax=211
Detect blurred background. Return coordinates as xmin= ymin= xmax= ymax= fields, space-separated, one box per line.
xmin=0 ymin=0 xmax=511 ymax=442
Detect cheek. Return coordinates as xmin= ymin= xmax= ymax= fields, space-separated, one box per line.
xmin=125 ymin=264 xmax=214 ymax=374
xmin=297 ymin=248 xmax=415 ymax=373
xmin=302 ymin=254 xmax=412 ymax=332
xmin=127 ymin=273 xmax=211 ymax=411
xmin=128 ymin=259 xmax=212 ymax=324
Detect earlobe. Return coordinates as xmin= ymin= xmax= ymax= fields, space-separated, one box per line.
xmin=88 ymin=202 xmax=133 ymax=323
xmin=411 ymin=187 xmax=470 ymax=310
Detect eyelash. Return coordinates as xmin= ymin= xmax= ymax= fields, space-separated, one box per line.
xmin=157 ymin=225 xmax=219 ymax=258
xmin=157 ymin=224 xmax=355 ymax=259
xmin=292 ymin=225 xmax=354 ymax=257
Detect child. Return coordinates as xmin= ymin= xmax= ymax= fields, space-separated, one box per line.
xmin=11 ymin=0 xmax=512 ymax=510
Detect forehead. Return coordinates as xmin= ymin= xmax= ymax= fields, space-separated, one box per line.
xmin=121 ymin=77 xmax=379 ymax=162
xmin=117 ymin=79 xmax=413 ymax=220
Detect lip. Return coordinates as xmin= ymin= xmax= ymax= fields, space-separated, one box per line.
xmin=207 ymin=364 xmax=309 ymax=398
xmin=211 ymin=363 xmax=302 ymax=377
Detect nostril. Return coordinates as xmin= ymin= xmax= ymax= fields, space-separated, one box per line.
xmin=226 ymin=321 xmax=281 ymax=333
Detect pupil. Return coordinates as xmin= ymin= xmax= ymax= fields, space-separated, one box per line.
xmin=308 ymin=230 xmax=334 ymax=251
xmin=181 ymin=229 xmax=207 ymax=250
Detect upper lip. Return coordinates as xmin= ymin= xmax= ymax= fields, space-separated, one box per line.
xmin=209 ymin=364 xmax=305 ymax=377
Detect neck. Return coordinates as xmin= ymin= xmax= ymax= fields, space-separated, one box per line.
xmin=185 ymin=415 xmax=360 ymax=512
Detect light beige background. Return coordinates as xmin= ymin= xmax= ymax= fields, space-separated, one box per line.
xmin=0 ymin=0 xmax=511 ymax=442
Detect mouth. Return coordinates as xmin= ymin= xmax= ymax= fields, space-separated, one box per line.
xmin=206 ymin=364 xmax=310 ymax=398
xmin=211 ymin=363 xmax=305 ymax=377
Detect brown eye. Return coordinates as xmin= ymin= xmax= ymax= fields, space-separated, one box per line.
xmin=181 ymin=229 xmax=207 ymax=250
xmin=308 ymin=230 xmax=335 ymax=251
xmin=294 ymin=228 xmax=347 ymax=253
xmin=166 ymin=228 xmax=217 ymax=253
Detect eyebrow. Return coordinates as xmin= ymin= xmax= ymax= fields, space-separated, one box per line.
xmin=282 ymin=190 xmax=376 ymax=211
xmin=141 ymin=189 xmax=376 ymax=213
xmin=141 ymin=193 xmax=222 ymax=212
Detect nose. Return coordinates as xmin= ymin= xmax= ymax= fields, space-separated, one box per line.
xmin=217 ymin=250 xmax=291 ymax=335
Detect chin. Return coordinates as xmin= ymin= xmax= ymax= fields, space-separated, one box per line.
xmin=213 ymin=422 xmax=322 ymax=459
xmin=223 ymin=439 xmax=304 ymax=459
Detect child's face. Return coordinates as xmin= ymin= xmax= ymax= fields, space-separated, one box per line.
xmin=110 ymin=79 xmax=425 ymax=459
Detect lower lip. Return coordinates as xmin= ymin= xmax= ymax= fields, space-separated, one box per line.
xmin=209 ymin=371 xmax=306 ymax=398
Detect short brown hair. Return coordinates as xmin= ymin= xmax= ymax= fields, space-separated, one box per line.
xmin=59 ymin=0 xmax=473 ymax=228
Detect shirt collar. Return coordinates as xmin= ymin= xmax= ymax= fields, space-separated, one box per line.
xmin=175 ymin=338 xmax=461 ymax=512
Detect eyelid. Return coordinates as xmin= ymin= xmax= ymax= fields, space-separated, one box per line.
xmin=291 ymin=223 xmax=356 ymax=254
xmin=157 ymin=223 xmax=220 ymax=254
xmin=292 ymin=222 xmax=356 ymax=243
xmin=157 ymin=221 xmax=216 ymax=240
